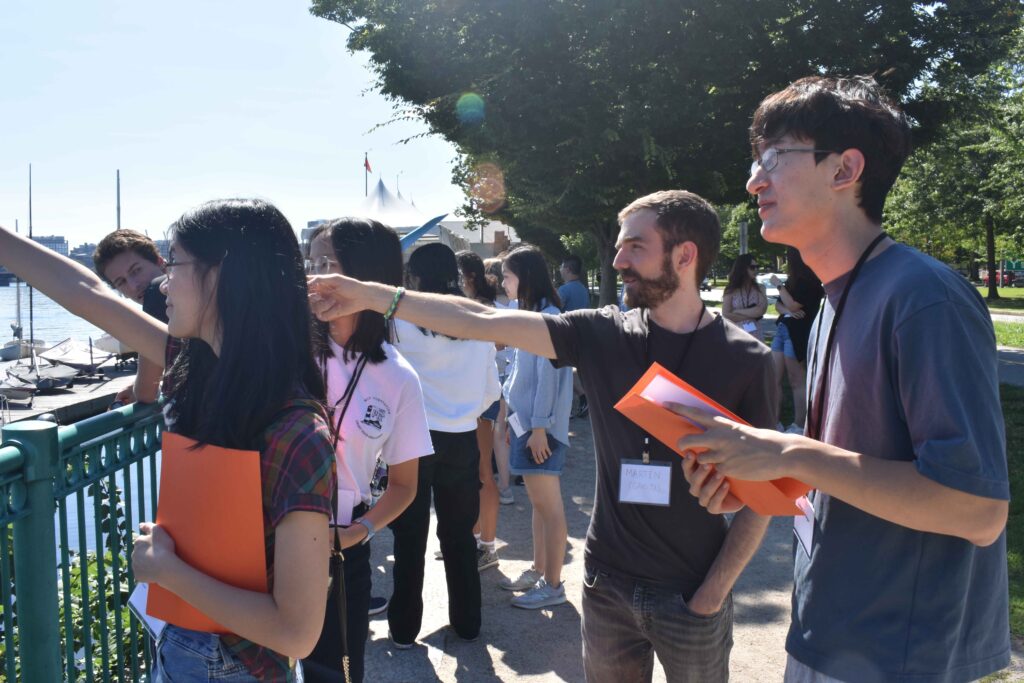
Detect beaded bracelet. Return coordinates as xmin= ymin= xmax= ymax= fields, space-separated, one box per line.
xmin=383 ymin=286 xmax=406 ymax=321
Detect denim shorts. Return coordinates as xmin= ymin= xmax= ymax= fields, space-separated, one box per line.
xmin=151 ymin=624 xmax=303 ymax=682
xmin=771 ymin=322 xmax=797 ymax=359
xmin=509 ymin=430 xmax=566 ymax=476
xmin=480 ymin=399 xmax=501 ymax=422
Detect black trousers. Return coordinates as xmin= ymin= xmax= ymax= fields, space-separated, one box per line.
xmin=387 ymin=429 xmax=482 ymax=643
xmin=304 ymin=516 xmax=372 ymax=683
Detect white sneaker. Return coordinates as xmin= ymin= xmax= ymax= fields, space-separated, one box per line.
xmin=511 ymin=578 xmax=567 ymax=609
xmin=785 ymin=423 xmax=804 ymax=434
xmin=499 ymin=568 xmax=542 ymax=591
xmin=498 ymin=487 xmax=515 ymax=505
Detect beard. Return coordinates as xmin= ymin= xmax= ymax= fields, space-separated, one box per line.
xmin=621 ymin=252 xmax=679 ymax=309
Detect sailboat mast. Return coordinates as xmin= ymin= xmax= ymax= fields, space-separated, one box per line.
xmin=14 ymin=220 xmax=20 ymax=339
xmin=116 ymin=169 xmax=121 ymax=229
xmin=27 ymin=164 xmax=34 ymax=367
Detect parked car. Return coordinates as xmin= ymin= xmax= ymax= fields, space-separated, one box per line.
xmin=700 ymin=278 xmax=712 ymax=291
xmin=981 ymin=270 xmax=1016 ymax=287
xmin=756 ymin=272 xmax=787 ymax=301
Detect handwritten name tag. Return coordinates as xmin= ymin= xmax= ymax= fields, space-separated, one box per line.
xmin=619 ymin=459 xmax=672 ymax=506
xmin=793 ymin=494 xmax=815 ymax=558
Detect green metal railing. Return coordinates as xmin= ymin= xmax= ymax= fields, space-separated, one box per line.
xmin=0 ymin=402 xmax=163 ymax=681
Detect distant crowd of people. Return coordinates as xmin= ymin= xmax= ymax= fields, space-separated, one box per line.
xmin=0 ymin=74 xmax=1009 ymax=683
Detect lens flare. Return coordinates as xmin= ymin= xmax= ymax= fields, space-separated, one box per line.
xmin=456 ymin=93 xmax=486 ymax=125
xmin=469 ymin=162 xmax=506 ymax=213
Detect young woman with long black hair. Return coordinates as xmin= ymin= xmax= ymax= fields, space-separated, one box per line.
xmin=302 ymin=218 xmax=432 ymax=682
xmin=385 ymin=243 xmax=500 ymax=647
xmin=0 ymin=199 xmax=336 ymax=682
xmin=722 ymin=253 xmax=768 ymax=341
xmin=495 ymin=246 xmax=573 ymax=609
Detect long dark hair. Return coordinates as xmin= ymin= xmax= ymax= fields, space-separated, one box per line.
xmin=456 ymin=250 xmax=497 ymax=304
xmin=163 ymin=198 xmax=325 ymax=449
xmin=503 ymin=246 xmax=562 ymax=313
xmin=725 ymin=253 xmax=758 ymax=293
xmin=311 ymin=218 xmax=403 ymax=365
xmin=784 ymin=246 xmax=822 ymax=299
xmin=406 ymin=243 xmax=463 ymax=338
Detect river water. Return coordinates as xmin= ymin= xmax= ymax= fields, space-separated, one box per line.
xmin=0 ymin=281 xmax=158 ymax=556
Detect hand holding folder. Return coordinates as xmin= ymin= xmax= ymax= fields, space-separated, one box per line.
xmin=145 ymin=432 xmax=267 ymax=633
xmin=614 ymin=363 xmax=809 ymax=516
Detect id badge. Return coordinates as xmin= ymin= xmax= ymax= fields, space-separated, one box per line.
xmin=793 ymin=494 xmax=815 ymax=558
xmin=619 ymin=459 xmax=672 ymax=506
xmin=508 ymin=412 xmax=527 ymax=438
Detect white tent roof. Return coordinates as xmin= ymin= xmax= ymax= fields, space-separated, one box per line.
xmin=358 ymin=179 xmax=428 ymax=230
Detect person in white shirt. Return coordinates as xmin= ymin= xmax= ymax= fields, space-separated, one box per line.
xmin=389 ymin=243 xmax=501 ymax=648
xmin=302 ymin=218 xmax=433 ymax=683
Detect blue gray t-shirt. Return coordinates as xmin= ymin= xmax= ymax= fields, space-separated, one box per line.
xmin=789 ymin=243 xmax=1009 ymax=682
xmin=557 ymin=279 xmax=590 ymax=312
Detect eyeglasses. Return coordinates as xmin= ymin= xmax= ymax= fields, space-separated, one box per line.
xmin=304 ymin=255 xmax=339 ymax=275
xmin=164 ymin=256 xmax=196 ymax=278
xmin=750 ymin=147 xmax=835 ymax=175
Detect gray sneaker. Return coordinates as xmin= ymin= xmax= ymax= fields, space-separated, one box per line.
xmin=500 ymin=568 xmax=542 ymax=591
xmin=511 ymin=578 xmax=567 ymax=609
xmin=498 ymin=487 xmax=515 ymax=505
xmin=477 ymin=547 xmax=499 ymax=572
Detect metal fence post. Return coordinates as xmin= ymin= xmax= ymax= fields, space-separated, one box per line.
xmin=4 ymin=420 xmax=61 ymax=682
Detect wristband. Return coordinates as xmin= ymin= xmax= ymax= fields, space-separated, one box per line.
xmin=383 ymin=286 xmax=405 ymax=321
xmin=355 ymin=517 xmax=376 ymax=545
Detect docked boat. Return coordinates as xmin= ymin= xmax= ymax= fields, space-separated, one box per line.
xmin=0 ymin=335 xmax=47 ymax=362
xmin=0 ymin=377 xmax=37 ymax=402
xmin=39 ymin=338 xmax=115 ymax=374
xmin=6 ymin=357 xmax=78 ymax=391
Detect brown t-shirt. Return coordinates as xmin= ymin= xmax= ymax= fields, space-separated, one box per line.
xmin=544 ymin=305 xmax=777 ymax=593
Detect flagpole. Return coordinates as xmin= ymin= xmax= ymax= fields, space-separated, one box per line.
xmin=116 ymin=169 xmax=121 ymax=229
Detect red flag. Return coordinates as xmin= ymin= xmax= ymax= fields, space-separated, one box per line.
xmin=364 ymin=155 xmax=372 ymax=173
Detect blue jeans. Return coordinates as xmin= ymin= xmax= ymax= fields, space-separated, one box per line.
xmin=581 ymin=561 xmax=733 ymax=683
xmin=152 ymin=624 xmax=303 ymax=682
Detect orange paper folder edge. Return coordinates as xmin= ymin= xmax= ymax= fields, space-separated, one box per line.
xmin=147 ymin=432 xmax=268 ymax=633
xmin=614 ymin=363 xmax=809 ymax=516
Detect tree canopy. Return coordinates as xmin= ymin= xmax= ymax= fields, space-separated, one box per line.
xmin=312 ymin=0 xmax=1022 ymax=302
xmin=885 ymin=28 xmax=1024 ymax=298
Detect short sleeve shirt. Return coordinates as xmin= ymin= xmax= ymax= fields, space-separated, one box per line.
xmin=543 ymin=306 xmax=777 ymax=593
xmin=788 ymin=244 xmax=1010 ymax=682
xmin=142 ymin=275 xmax=169 ymax=323
xmin=219 ymin=400 xmax=336 ymax=681
xmin=322 ymin=340 xmax=433 ymax=507
xmin=557 ymin=280 xmax=590 ymax=312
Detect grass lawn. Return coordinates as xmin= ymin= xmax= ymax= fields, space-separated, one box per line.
xmin=978 ymin=286 xmax=1024 ymax=314
xmin=995 ymin=322 xmax=1024 ymax=348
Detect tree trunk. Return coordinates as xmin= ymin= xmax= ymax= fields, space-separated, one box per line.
xmin=985 ymin=213 xmax=1000 ymax=301
xmin=596 ymin=227 xmax=618 ymax=307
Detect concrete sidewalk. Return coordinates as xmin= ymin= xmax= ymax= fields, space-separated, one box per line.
xmin=363 ymin=415 xmax=794 ymax=682
xmin=363 ymin=412 xmax=1024 ymax=681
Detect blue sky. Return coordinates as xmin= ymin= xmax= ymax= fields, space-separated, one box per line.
xmin=0 ymin=0 xmax=465 ymax=247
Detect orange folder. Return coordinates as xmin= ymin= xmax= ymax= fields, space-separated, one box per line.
xmin=614 ymin=363 xmax=809 ymax=516
xmin=147 ymin=432 xmax=267 ymax=633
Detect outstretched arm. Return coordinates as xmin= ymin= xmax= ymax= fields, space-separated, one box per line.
xmin=0 ymin=226 xmax=168 ymax=366
xmin=308 ymin=274 xmax=557 ymax=359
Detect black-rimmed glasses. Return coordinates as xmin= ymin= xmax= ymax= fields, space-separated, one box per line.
xmin=751 ymin=147 xmax=835 ymax=175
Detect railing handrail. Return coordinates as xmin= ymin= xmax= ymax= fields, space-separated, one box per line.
xmin=0 ymin=443 xmax=24 ymax=475
xmin=2 ymin=403 xmax=165 ymax=681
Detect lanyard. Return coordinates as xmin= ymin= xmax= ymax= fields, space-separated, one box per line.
xmin=640 ymin=304 xmax=706 ymax=462
xmin=805 ymin=233 xmax=888 ymax=441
